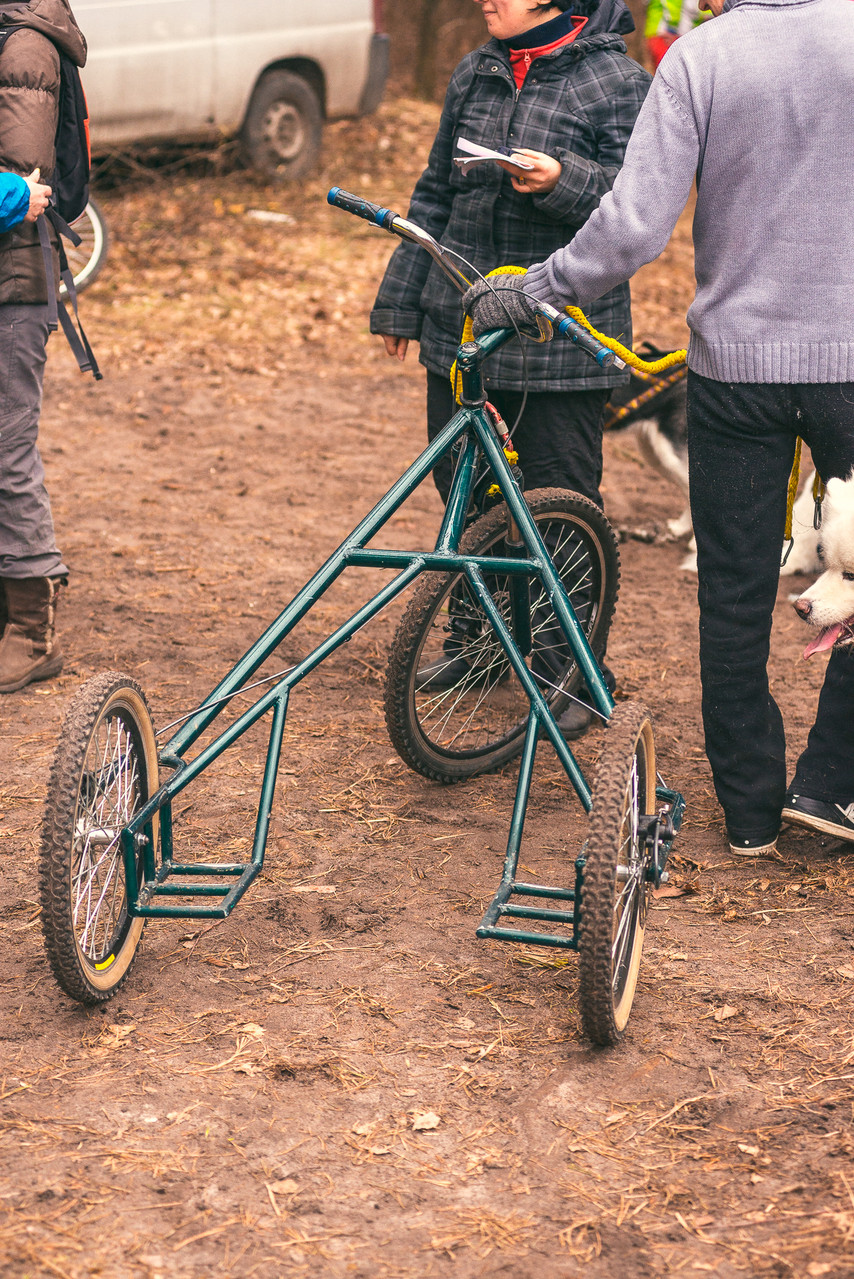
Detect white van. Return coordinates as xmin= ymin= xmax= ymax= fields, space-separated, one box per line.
xmin=72 ymin=1 xmax=389 ymax=179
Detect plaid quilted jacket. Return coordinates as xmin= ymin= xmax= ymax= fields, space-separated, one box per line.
xmin=370 ymin=19 xmax=650 ymax=391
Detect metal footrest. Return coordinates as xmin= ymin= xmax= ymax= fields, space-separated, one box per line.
xmin=131 ymin=861 xmax=261 ymax=920
xmin=476 ymin=860 xmax=584 ymax=951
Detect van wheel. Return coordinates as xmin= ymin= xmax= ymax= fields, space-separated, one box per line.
xmin=241 ymin=70 xmax=323 ymax=181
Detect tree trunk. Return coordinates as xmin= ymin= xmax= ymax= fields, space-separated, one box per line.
xmin=414 ymin=0 xmax=441 ymax=100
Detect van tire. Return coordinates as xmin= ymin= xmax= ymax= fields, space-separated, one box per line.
xmin=241 ymin=70 xmax=323 ymax=182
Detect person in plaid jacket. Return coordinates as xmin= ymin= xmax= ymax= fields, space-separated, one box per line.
xmin=370 ymin=0 xmax=649 ymax=736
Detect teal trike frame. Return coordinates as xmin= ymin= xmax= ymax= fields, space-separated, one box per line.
xmin=41 ymin=190 xmax=685 ymax=1042
xmin=121 ymin=322 xmax=629 ymax=920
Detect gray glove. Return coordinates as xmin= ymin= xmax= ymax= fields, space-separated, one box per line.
xmin=462 ymin=275 xmax=547 ymax=340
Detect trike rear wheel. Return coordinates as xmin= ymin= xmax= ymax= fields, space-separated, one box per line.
xmin=384 ymin=488 xmax=619 ymax=782
xmin=40 ymin=672 xmax=158 ymax=1004
xmin=578 ymin=702 xmax=656 ymax=1046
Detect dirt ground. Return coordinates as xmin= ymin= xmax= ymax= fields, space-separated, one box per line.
xmin=1 ymin=100 xmax=853 ymax=1279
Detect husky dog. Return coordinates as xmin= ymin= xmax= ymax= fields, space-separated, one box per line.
xmin=604 ymin=347 xmax=694 ymax=564
xmin=783 ymin=470 xmax=854 ymax=844
xmin=793 ymin=470 xmax=854 ymax=656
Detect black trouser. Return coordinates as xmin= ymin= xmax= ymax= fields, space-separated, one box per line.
xmin=426 ymin=370 xmax=610 ymax=507
xmin=687 ymin=373 xmax=854 ymax=844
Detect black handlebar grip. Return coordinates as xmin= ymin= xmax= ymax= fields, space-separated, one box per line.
xmin=327 ymin=187 xmax=399 ymax=231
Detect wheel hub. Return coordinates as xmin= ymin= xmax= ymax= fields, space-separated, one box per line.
xmin=262 ymin=102 xmax=305 ymax=163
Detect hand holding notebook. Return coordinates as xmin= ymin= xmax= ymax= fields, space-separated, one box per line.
xmin=454 ymin=136 xmax=536 ymax=176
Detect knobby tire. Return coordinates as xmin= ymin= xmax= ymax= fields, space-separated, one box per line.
xmin=40 ymin=671 xmax=158 ymax=1004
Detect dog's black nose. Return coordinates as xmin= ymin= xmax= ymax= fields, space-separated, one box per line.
xmin=794 ymin=597 xmax=812 ymax=620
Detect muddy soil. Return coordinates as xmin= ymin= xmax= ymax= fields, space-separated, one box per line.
xmin=1 ymin=100 xmax=852 ymax=1278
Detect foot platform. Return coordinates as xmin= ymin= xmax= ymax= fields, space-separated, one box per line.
xmin=122 ymin=814 xmax=263 ymax=920
xmin=476 ymin=858 xmax=584 ymax=950
xmin=477 ymin=785 xmax=685 ymax=951
xmin=131 ymin=860 xmax=262 ymax=920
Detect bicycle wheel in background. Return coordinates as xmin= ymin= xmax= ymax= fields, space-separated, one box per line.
xmin=40 ymin=672 xmax=158 ymax=1004
xmin=578 ymin=702 xmax=656 ymax=1046
xmin=384 ymin=488 xmax=620 ymax=782
xmin=60 ymin=198 xmax=109 ymax=297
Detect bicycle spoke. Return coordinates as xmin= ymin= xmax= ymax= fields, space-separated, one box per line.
xmin=418 ymin=653 xmax=509 ymax=745
xmin=71 ymin=713 xmax=143 ymax=962
xmin=414 ymin=527 xmax=600 ymax=749
xmin=386 ymin=492 xmax=619 ymax=781
xmin=611 ymin=758 xmax=644 ymax=986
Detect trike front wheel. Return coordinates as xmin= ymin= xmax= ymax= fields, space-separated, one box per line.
xmin=384 ymin=488 xmax=620 ymax=782
xmin=578 ymin=701 xmax=656 ymax=1046
xmin=40 ymin=672 xmax=158 ymax=1004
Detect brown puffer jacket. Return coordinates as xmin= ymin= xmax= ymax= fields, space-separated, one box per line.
xmin=0 ymin=0 xmax=86 ymax=306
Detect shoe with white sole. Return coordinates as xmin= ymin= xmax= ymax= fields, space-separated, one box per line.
xmin=728 ymin=837 xmax=778 ymax=858
xmin=781 ymin=791 xmax=854 ymax=844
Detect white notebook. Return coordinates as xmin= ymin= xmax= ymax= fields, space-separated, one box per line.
xmin=454 ymin=136 xmax=536 ymax=176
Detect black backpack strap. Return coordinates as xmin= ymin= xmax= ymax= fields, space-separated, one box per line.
xmin=56 ymin=287 xmax=102 ymax=380
xmin=36 ymin=213 xmax=59 ymax=330
xmin=38 ymin=208 xmax=102 ymax=380
xmin=46 ymin=206 xmax=82 ymax=248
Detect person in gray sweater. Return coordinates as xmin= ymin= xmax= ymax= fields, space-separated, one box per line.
xmin=465 ymin=0 xmax=854 ymax=855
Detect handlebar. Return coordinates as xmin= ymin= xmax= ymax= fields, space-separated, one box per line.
xmin=328 ymin=187 xmax=625 ymax=371
xmin=327 ymin=187 xmax=399 ymax=231
xmin=539 ymin=304 xmax=624 ymax=370
xmin=328 ymin=186 xmax=473 ymax=295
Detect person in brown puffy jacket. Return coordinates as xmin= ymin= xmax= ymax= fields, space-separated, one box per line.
xmin=0 ymin=0 xmax=86 ymax=694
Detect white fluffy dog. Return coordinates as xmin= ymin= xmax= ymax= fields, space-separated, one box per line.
xmin=793 ymin=470 xmax=854 ymax=656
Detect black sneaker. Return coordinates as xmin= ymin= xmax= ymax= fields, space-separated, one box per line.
xmin=415 ymin=654 xmax=472 ymax=690
xmin=554 ymin=701 xmax=595 ymax=741
xmin=416 ymin=650 xmax=512 ymax=691
xmin=782 ymin=790 xmax=854 ymax=844
xmin=728 ymin=836 xmax=778 ymax=858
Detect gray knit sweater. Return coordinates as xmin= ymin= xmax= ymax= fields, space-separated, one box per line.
xmin=523 ymin=0 xmax=854 ymax=383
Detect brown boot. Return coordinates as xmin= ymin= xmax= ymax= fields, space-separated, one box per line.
xmin=0 ymin=576 xmax=65 ymax=694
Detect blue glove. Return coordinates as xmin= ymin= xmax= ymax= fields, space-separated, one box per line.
xmin=462 ymin=276 xmax=546 ymax=340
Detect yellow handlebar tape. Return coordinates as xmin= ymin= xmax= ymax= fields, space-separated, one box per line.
xmin=450 ymin=264 xmax=688 ymax=401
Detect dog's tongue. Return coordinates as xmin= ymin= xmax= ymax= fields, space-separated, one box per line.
xmin=803 ymin=623 xmax=845 ymax=659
